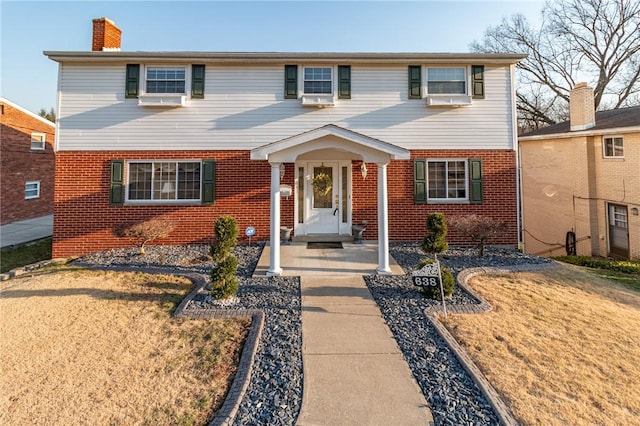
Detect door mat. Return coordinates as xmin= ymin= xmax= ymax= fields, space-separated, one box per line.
xmin=307 ymin=242 xmax=343 ymax=249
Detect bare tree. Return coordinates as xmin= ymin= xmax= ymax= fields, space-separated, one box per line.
xmin=471 ymin=0 xmax=640 ymax=132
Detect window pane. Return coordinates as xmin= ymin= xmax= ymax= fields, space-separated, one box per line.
xmin=145 ymin=66 xmax=186 ymax=94
xmin=427 ymin=160 xmax=467 ymax=200
xmin=427 ymin=67 xmax=466 ymax=94
xmin=304 ymin=67 xmax=332 ymax=94
xmin=177 ymin=162 xmax=200 ymax=200
xmin=128 ymin=163 xmax=153 ymax=200
xmin=428 ymin=162 xmax=446 ymax=198
xmin=153 ymin=162 xmax=177 ymax=200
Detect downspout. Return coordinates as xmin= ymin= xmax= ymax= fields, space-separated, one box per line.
xmin=511 ymin=64 xmax=524 ymax=252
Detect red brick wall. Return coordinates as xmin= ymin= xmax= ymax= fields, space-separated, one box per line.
xmin=0 ymin=102 xmax=55 ymax=225
xmin=352 ymin=149 xmax=518 ymax=245
xmin=53 ymin=149 xmax=517 ymax=257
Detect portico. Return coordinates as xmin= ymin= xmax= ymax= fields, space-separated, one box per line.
xmin=250 ymin=124 xmax=410 ymax=276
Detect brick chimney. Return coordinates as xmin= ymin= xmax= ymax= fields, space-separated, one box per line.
xmin=569 ymin=82 xmax=596 ymax=131
xmin=92 ymin=17 xmax=121 ymax=51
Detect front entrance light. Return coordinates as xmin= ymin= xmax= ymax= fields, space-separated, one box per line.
xmin=361 ymin=162 xmax=368 ymax=179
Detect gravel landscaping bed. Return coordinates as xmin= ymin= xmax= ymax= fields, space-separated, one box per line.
xmin=365 ymin=243 xmax=553 ymax=425
xmin=76 ymin=242 xmax=552 ymax=425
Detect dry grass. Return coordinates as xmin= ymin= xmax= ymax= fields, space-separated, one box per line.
xmin=440 ymin=264 xmax=640 ymax=425
xmin=0 ymin=269 xmax=250 ymax=425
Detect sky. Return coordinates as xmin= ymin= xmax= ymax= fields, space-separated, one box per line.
xmin=1 ymin=0 xmax=544 ymax=114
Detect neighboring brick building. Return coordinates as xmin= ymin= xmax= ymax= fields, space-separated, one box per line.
xmin=45 ymin=17 xmax=526 ymax=275
xmin=0 ymin=97 xmax=55 ymax=225
xmin=520 ymin=84 xmax=640 ymax=260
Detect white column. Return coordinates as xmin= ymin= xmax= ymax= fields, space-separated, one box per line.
xmin=267 ymin=162 xmax=283 ymax=276
xmin=376 ymin=161 xmax=392 ymax=274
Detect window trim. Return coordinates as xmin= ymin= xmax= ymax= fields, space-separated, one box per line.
xmin=302 ymin=66 xmax=334 ymax=95
xmin=25 ymin=181 xmax=41 ymax=199
xmin=415 ymin=158 xmax=474 ymax=203
xmin=603 ymin=136 xmax=624 ymax=158
xmin=124 ymin=160 xmax=203 ymax=205
xmin=31 ymin=133 xmax=46 ymax=150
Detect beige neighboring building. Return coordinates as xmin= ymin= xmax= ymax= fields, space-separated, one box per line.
xmin=519 ymin=83 xmax=640 ymax=260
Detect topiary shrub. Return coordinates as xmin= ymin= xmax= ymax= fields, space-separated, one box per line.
xmin=422 ymin=213 xmax=448 ymax=255
xmin=210 ymin=256 xmax=239 ymax=300
xmin=210 ymin=216 xmax=238 ymax=263
xmin=417 ymin=258 xmax=455 ymax=299
xmin=210 ymin=216 xmax=239 ymax=299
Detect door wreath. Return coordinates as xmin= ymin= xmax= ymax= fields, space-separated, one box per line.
xmin=312 ymin=171 xmax=333 ymax=196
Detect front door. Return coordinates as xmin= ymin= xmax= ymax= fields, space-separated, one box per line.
xmin=305 ymin=162 xmax=340 ymax=234
xmin=608 ymin=203 xmax=629 ymax=259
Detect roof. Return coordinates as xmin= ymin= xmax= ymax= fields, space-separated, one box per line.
xmin=43 ymin=51 xmax=527 ymax=65
xmin=520 ymin=105 xmax=640 ymax=139
xmin=0 ymin=96 xmax=56 ymax=128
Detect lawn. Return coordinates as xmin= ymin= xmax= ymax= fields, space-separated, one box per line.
xmin=0 ymin=238 xmax=52 ymax=273
xmin=0 ymin=268 xmax=250 ymax=425
xmin=440 ymin=264 xmax=640 ymax=426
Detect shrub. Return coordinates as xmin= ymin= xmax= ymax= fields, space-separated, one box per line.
xmin=210 ymin=216 xmax=238 ymax=263
xmin=448 ymin=214 xmax=508 ymax=257
xmin=422 ymin=213 xmax=448 ymax=255
xmin=210 ymin=256 xmax=239 ymax=299
xmin=210 ymin=216 xmax=239 ymax=299
xmin=114 ymin=219 xmax=175 ymax=255
xmin=417 ymin=258 xmax=455 ymax=299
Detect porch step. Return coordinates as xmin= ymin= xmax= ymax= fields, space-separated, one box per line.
xmin=292 ymin=234 xmax=354 ymax=243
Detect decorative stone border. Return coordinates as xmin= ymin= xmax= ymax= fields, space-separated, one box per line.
xmin=0 ymin=258 xmax=70 ymax=281
xmin=425 ymin=262 xmax=558 ymax=426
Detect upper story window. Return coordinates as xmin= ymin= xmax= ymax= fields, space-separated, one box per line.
xmin=603 ymin=136 xmax=624 ymax=158
xmin=304 ymin=67 xmax=332 ymax=94
xmin=127 ymin=161 xmax=201 ymax=202
xmin=146 ymin=67 xmax=186 ymax=94
xmin=31 ymin=133 xmax=46 ymax=150
xmin=427 ymin=67 xmax=466 ymax=95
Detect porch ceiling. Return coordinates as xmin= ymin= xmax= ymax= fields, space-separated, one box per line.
xmin=250 ymin=124 xmax=410 ymax=163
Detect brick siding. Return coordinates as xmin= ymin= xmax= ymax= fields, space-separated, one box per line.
xmin=0 ymin=102 xmax=55 ymax=225
xmin=52 ymin=149 xmax=517 ymax=258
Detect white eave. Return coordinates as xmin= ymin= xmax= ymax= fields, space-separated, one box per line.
xmin=519 ymin=125 xmax=640 ymax=141
xmin=43 ymin=51 xmax=527 ymax=65
xmin=250 ymin=124 xmax=410 ymax=163
xmin=0 ymin=96 xmax=56 ymax=128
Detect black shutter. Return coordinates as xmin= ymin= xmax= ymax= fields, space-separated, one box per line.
xmin=191 ymin=64 xmax=205 ymax=99
xmin=471 ymin=65 xmax=484 ymax=99
xmin=125 ymin=64 xmax=139 ymax=98
xmin=408 ymin=66 xmax=421 ymax=99
xmin=110 ymin=160 xmax=124 ymax=205
xmin=469 ymin=159 xmax=483 ymax=203
xmin=414 ymin=159 xmax=427 ymax=203
xmin=338 ymin=65 xmax=351 ymax=99
xmin=284 ymin=65 xmax=298 ymax=99
xmin=202 ymin=160 xmax=216 ymax=205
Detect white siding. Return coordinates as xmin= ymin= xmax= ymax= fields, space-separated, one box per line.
xmin=57 ymin=63 xmax=515 ymax=151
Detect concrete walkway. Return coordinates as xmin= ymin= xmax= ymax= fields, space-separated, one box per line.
xmin=0 ymin=215 xmax=53 ymax=248
xmin=255 ymin=242 xmax=433 ymax=425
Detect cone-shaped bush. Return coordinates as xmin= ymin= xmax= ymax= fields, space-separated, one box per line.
xmin=210 ymin=256 xmax=239 ymax=299
xmin=210 ymin=216 xmax=239 ymax=299
xmin=421 ymin=213 xmax=448 ymax=255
